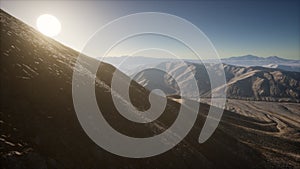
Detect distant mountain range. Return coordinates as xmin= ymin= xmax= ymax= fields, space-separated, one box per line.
xmin=103 ymin=55 xmax=300 ymax=102
xmin=222 ymin=55 xmax=300 ymax=72
xmin=133 ymin=62 xmax=300 ymax=102
xmin=224 ymin=55 xmax=291 ymax=61
xmin=103 ymin=55 xmax=300 ymax=74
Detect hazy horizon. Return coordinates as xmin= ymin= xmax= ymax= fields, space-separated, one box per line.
xmin=1 ymin=1 xmax=299 ymax=60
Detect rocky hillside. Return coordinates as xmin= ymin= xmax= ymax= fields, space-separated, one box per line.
xmin=212 ymin=64 xmax=300 ymax=101
xmin=133 ymin=62 xmax=300 ymax=102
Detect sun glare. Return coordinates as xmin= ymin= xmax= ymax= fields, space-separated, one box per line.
xmin=36 ymin=14 xmax=61 ymax=37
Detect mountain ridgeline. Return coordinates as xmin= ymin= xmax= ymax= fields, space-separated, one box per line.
xmin=133 ymin=62 xmax=300 ymax=102
xmin=222 ymin=55 xmax=300 ymax=72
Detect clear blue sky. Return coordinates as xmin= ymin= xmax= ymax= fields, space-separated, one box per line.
xmin=1 ymin=0 xmax=299 ymax=59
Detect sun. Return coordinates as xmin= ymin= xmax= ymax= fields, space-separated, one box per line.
xmin=36 ymin=14 xmax=61 ymax=37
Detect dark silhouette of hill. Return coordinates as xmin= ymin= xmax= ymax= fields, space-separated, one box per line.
xmin=1 ymin=9 xmax=299 ymax=169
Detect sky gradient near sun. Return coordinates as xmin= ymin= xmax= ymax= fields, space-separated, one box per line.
xmin=1 ymin=0 xmax=299 ymax=60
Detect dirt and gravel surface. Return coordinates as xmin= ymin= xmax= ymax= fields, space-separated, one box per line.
xmin=201 ymin=98 xmax=300 ymax=168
